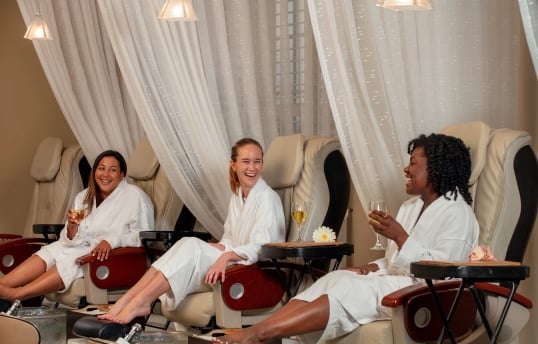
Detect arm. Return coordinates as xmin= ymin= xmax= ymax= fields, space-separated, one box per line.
xmin=59 ymin=192 xmax=86 ymax=246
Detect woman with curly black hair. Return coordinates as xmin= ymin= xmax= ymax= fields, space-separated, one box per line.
xmin=218 ymin=133 xmax=479 ymax=344
xmin=407 ymin=133 xmax=473 ymax=206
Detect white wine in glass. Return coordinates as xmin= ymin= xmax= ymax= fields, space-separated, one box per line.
xmin=292 ymin=200 xmax=308 ymax=241
xmin=369 ymin=200 xmax=387 ymax=250
xmin=70 ymin=207 xmax=85 ymax=224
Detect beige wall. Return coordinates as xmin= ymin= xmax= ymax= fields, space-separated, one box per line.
xmin=0 ymin=1 xmax=76 ymax=234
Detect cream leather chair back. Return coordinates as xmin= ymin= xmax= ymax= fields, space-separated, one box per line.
xmin=442 ymin=122 xmax=536 ymax=263
xmin=25 ymin=137 xmax=87 ymax=237
xmin=127 ymin=136 xmax=183 ymax=230
xmin=0 ymin=137 xmax=87 ymax=279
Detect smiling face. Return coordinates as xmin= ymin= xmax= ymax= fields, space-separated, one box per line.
xmin=403 ymin=146 xmax=433 ymax=198
xmin=94 ymin=156 xmax=124 ymax=198
xmin=230 ymin=143 xmax=263 ymax=197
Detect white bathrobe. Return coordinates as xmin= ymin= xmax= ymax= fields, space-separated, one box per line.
xmin=153 ymin=177 xmax=286 ymax=310
xmin=36 ymin=179 xmax=154 ymax=291
xmin=294 ymin=193 xmax=479 ymax=343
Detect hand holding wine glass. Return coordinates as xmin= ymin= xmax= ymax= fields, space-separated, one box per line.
xmin=369 ymin=200 xmax=387 ymax=250
xmin=292 ymin=200 xmax=308 ymax=241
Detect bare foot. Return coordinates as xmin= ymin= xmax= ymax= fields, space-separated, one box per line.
xmin=98 ymin=299 xmax=151 ymax=324
xmin=97 ymin=299 xmax=128 ymax=320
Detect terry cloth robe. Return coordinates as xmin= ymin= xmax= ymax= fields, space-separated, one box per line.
xmin=153 ymin=177 xmax=285 ymax=311
xmin=36 ymin=179 xmax=154 ymax=292
xmin=294 ymin=193 xmax=479 ymax=343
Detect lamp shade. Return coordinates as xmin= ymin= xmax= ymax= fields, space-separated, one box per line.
xmin=24 ymin=12 xmax=52 ymax=40
xmin=158 ymin=0 xmax=198 ymax=21
xmin=376 ymin=0 xmax=433 ymax=10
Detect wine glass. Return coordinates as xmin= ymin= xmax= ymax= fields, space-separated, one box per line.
xmin=292 ymin=200 xmax=308 ymax=241
xmin=369 ymin=200 xmax=387 ymax=250
xmin=70 ymin=206 xmax=85 ymax=224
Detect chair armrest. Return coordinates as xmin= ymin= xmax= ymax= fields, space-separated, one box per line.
xmin=0 ymin=234 xmax=23 ymax=241
xmin=0 ymin=238 xmax=48 ymax=274
xmin=76 ymin=247 xmax=148 ymax=289
xmin=474 ymin=282 xmax=533 ymax=308
xmin=76 ymin=247 xmax=147 ymax=265
xmin=381 ymin=280 xmax=533 ymax=309
xmin=382 ymin=280 xmax=532 ymax=342
xmin=381 ymin=280 xmax=461 ymax=307
xmin=220 ymin=262 xmax=285 ymax=311
xmin=383 ymin=280 xmax=476 ymax=342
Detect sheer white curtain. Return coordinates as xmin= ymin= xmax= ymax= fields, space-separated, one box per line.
xmin=17 ymin=0 xmax=144 ymax=162
xmin=195 ymin=0 xmax=335 ymax=143
xmin=18 ymin=0 xmax=335 ymax=238
xmin=307 ymin=0 xmax=521 ymax=213
xmin=96 ymin=0 xmax=336 ymax=237
xmin=519 ymin=0 xmax=538 ymax=78
xmin=97 ymin=0 xmax=231 ymax=236
xmin=20 ymin=0 xmax=522 ymax=236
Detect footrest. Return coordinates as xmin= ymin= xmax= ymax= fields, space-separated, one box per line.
xmin=72 ymin=316 xmax=130 ymax=340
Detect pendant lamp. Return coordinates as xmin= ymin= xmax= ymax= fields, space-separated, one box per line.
xmin=24 ymin=11 xmax=52 ymax=40
xmin=158 ymin=0 xmax=198 ymax=21
xmin=376 ymin=0 xmax=433 ymax=11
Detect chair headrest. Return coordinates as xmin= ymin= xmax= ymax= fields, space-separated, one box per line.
xmin=263 ymin=134 xmax=305 ymax=189
xmin=441 ymin=121 xmax=490 ymax=185
xmin=30 ymin=137 xmax=63 ymax=182
xmin=128 ymin=136 xmax=159 ymax=181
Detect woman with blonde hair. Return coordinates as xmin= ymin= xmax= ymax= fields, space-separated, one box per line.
xmin=100 ymin=138 xmax=286 ymax=324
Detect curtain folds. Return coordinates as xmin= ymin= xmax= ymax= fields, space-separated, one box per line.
xmin=307 ymin=0 xmax=520 ymax=213
xmin=17 ymin=0 xmax=144 ymax=163
xmin=19 ymin=0 xmax=523 ymax=237
xmin=95 ymin=0 xmax=338 ymax=237
xmin=519 ymin=0 xmax=538 ymax=78
xmin=96 ymin=0 xmax=231 ymax=235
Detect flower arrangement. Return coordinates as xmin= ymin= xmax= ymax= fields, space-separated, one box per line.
xmin=468 ymin=245 xmax=497 ymax=262
xmin=312 ymin=226 xmax=336 ymax=243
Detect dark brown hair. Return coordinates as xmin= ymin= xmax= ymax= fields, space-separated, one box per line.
xmin=83 ymin=150 xmax=127 ymax=214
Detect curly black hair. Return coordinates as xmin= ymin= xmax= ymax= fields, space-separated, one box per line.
xmin=407 ymin=133 xmax=473 ymax=205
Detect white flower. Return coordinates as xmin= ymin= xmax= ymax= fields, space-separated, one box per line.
xmin=468 ymin=246 xmax=497 ymax=262
xmin=312 ymin=226 xmax=336 ymax=243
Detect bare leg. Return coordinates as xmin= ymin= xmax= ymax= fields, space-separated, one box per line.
xmin=0 ymin=255 xmax=48 ymax=287
xmin=99 ymin=268 xmax=171 ymax=324
xmin=220 ymin=296 xmax=330 ymax=344
xmin=0 ymin=265 xmax=64 ymax=301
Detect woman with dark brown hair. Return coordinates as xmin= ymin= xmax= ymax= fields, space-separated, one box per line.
xmin=0 ymin=150 xmax=154 ymax=303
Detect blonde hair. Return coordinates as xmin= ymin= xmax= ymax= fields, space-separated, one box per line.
xmin=229 ymin=138 xmax=263 ymax=194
